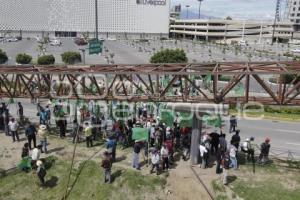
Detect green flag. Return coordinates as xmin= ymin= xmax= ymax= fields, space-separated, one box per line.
xmin=160 ymin=109 xmax=174 ymax=127
xmin=234 ymin=82 xmax=245 ymax=96
xmin=132 ymin=127 xmax=148 ymax=141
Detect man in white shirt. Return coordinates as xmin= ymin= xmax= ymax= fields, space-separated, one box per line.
xmin=229 ymin=141 xmax=238 ymax=169
xmin=8 ymin=118 xmax=19 ymax=142
xmin=31 ymin=145 xmax=42 ymax=168
xmin=199 ymin=143 xmax=208 ymax=169
xmin=150 ymin=149 xmax=160 ymax=175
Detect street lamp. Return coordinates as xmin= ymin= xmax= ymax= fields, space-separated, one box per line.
xmin=198 ymin=0 xmax=204 ymax=19
xmin=95 ymin=0 xmax=99 ymax=40
xmin=186 ymin=5 xmax=190 ymax=19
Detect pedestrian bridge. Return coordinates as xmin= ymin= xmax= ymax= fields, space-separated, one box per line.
xmin=0 ymin=61 xmax=300 ymax=105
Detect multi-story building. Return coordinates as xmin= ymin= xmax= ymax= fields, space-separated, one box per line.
xmin=0 ymin=0 xmax=170 ymax=39
xmin=170 ymin=18 xmax=298 ymax=43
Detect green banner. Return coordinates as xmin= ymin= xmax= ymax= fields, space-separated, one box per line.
xmin=204 ymin=73 xmax=212 ymax=89
xmin=203 ymin=114 xmax=222 ymax=128
xmin=132 ymin=127 xmax=148 ymax=141
xmin=234 ymin=82 xmax=245 ymax=96
xmin=160 ymin=109 xmax=174 ymax=127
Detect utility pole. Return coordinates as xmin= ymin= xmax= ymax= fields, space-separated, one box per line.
xmin=198 ymin=0 xmax=204 ymax=19
xmin=95 ymin=0 xmax=99 ymax=40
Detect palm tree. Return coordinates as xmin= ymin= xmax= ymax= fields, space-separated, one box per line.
xmin=198 ymin=0 xmax=204 ymax=19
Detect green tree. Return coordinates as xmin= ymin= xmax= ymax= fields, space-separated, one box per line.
xmin=37 ymin=55 xmax=55 ymax=65
xmin=0 ymin=49 xmax=8 ymax=64
xmin=61 ymin=51 xmax=81 ymax=64
xmin=16 ymin=53 xmax=32 ymax=64
xmin=150 ymin=49 xmax=188 ymax=63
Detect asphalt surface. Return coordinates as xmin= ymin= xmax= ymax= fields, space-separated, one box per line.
xmin=3 ymin=98 xmax=300 ymax=159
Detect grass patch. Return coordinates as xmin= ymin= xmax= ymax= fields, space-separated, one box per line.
xmin=231 ymin=179 xmax=300 ymax=200
xmin=0 ymin=156 xmax=166 ymax=200
xmin=212 ymin=180 xmax=226 ymax=193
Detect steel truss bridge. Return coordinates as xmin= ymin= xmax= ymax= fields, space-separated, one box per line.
xmin=1 ymin=62 xmax=300 ymax=105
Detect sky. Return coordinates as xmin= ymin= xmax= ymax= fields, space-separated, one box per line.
xmin=171 ymin=0 xmax=280 ymax=20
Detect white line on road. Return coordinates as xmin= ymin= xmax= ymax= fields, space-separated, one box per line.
xmin=240 ymin=125 xmax=300 ymax=134
xmin=286 ymin=142 xmax=300 ymax=146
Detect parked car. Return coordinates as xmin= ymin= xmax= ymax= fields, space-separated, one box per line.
xmin=74 ymin=37 xmax=87 ymax=45
xmin=6 ymin=37 xmax=18 ymax=42
xmin=292 ymin=49 xmax=300 ymax=53
xmin=15 ymin=36 xmax=22 ymax=40
xmin=50 ymin=39 xmax=62 ymax=46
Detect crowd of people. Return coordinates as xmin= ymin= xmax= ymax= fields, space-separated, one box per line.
xmin=0 ymin=101 xmax=272 ymax=186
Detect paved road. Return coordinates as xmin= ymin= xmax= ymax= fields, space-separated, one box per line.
xmin=222 ymin=118 xmax=300 ymax=159
xmin=4 ymin=98 xmax=300 ymax=159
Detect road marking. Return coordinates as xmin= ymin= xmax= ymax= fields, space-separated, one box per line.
xmin=286 ymin=142 xmax=300 ymax=146
xmin=276 ymin=129 xmax=300 ymax=134
xmin=240 ymin=125 xmax=300 ymax=134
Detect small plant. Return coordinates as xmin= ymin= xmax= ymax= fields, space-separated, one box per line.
xmin=37 ymin=55 xmax=55 ymax=65
xmin=0 ymin=49 xmax=8 ymax=64
xmin=16 ymin=53 xmax=32 ymax=64
xmin=61 ymin=51 xmax=81 ymax=64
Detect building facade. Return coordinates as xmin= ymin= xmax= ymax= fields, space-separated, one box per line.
xmin=170 ymin=18 xmax=297 ymax=43
xmin=0 ymin=0 xmax=170 ymax=39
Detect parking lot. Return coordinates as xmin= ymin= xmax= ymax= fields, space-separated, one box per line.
xmin=0 ymin=37 xmax=298 ymax=65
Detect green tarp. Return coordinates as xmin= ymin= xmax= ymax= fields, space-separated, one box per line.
xmin=18 ymin=157 xmax=31 ymax=170
xmin=132 ymin=127 xmax=148 ymax=141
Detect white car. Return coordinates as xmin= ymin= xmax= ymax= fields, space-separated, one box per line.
xmin=50 ymin=39 xmax=62 ymax=46
xmin=6 ymin=37 xmax=18 ymax=42
xmin=239 ymin=40 xmax=246 ymax=46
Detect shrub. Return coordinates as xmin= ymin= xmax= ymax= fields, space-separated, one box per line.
xmin=61 ymin=51 xmax=81 ymax=64
xmin=37 ymin=55 xmax=55 ymax=65
xmin=0 ymin=49 xmax=8 ymax=64
xmin=16 ymin=53 xmax=32 ymax=64
xmin=150 ymin=49 xmax=188 ymax=63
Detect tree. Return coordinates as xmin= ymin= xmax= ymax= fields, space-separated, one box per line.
xmin=150 ymin=49 xmax=188 ymax=63
xmin=37 ymin=55 xmax=55 ymax=65
xmin=225 ymin=16 xmax=232 ymax=20
xmin=16 ymin=53 xmax=32 ymax=64
xmin=0 ymin=49 xmax=8 ymax=64
xmin=61 ymin=51 xmax=81 ymax=64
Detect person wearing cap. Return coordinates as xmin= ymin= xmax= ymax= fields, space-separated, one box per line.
xmin=36 ymin=160 xmax=47 ymax=186
xmin=258 ymin=138 xmax=271 ymax=165
xmin=101 ymin=151 xmax=112 ymax=183
xmin=38 ymin=124 xmax=48 ymax=153
xmin=84 ymin=122 xmax=93 ymax=148
xmin=25 ymin=123 xmax=37 ymax=149
xmin=150 ymin=149 xmax=160 ymax=175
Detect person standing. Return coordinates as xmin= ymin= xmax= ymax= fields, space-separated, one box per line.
xmin=229 ymin=115 xmax=237 ymax=133
xmin=36 ymin=160 xmax=47 ymax=186
xmin=101 ymin=151 xmax=112 ymax=183
xmin=106 ymin=136 xmax=117 ymax=162
xmin=72 ymin=120 xmax=79 ymax=144
xmin=199 ymin=142 xmax=208 ymax=169
xmin=231 ymin=130 xmax=241 ymax=151
xmin=221 ymin=151 xmax=230 ymax=185
xmin=229 ymin=141 xmax=238 ymax=170
xmin=4 ymin=109 xmax=10 ymax=136
xmin=25 ymin=123 xmax=37 ymax=149
xmin=150 ymin=149 xmax=160 ymax=175
xmin=160 ymin=144 xmax=169 ymax=171
xmin=38 ymin=124 xmax=48 ymax=153
xmin=84 ymin=122 xmax=93 ymax=148
xmin=258 ymin=138 xmax=271 ymax=165
xmin=132 ymin=141 xmax=141 ymax=170
xmin=45 ymin=105 xmax=51 ymax=125
xmin=8 ymin=118 xmax=19 ymax=142
xmin=17 ymin=102 xmax=24 ymax=124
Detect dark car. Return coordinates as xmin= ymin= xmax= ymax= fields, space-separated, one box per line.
xmin=74 ymin=37 xmax=87 ymax=46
